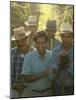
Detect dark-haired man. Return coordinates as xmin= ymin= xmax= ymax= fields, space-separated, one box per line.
xmin=21 ymin=30 xmax=52 ymax=97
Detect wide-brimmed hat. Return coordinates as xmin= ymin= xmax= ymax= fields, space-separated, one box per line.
xmin=24 ymin=16 xmax=37 ymax=26
xmin=45 ymin=19 xmax=57 ymax=31
xmin=60 ymin=22 xmax=73 ymax=34
xmin=13 ymin=27 xmax=30 ymax=40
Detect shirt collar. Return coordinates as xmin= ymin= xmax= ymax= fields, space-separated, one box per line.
xmin=35 ymin=49 xmax=48 ymax=58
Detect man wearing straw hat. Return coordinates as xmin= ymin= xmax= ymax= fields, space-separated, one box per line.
xmin=11 ymin=26 xmax=35 ymax=98
xmin=24 ymin=16 xmax=38 ymax=47
xmin=49 ymin=22 xmax=74 ymax=95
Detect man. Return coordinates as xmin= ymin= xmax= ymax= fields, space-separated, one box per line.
xmin=45 ymin=19 xmax=60 ymax=50
xmin=24 ymin=16 xmax=38 ymax=47
xmin=11 ymin=27 xmax=34 ymax=98
xmin=21 ymin=30 xmax=52 ymax=97
xmin=49 ymin=22 xmax=74 ymax=95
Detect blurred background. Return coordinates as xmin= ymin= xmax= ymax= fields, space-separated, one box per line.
xmin=10 ymin=1 xmax=74 ymax=47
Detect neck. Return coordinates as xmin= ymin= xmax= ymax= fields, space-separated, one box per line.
xmin=39 ymin=52 xmax=46 ymax=60
xmin=62 ymin=44 xmax=72 ymax=51
xmin=17 ymin=45 xmax=29 ymax=54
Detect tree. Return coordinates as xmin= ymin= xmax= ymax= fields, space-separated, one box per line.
xmin=10 ymin=2 xmax=30 ymax=35
xmin=51 ymin=4 xmax=73 ymax=31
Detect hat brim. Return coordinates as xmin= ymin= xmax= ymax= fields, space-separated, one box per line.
xmin=15 ymin=32 xmax=31 ymax=41
xmin=45 ymin=26 xmax=56 ymax=30
xmin=24 ymin=21 xmax=37 ymax=26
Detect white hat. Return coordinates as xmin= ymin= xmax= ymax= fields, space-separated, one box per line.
xmin=24 ymin=16 xmax=37 ymax=26
xmin=60 ymin=22 xmax=73 ymax=34
xmin=13 ymin=27 xmax=30 ymax=40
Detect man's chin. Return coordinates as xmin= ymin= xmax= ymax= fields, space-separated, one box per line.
xmin=38 ymin=51 xmax=45 ymax=55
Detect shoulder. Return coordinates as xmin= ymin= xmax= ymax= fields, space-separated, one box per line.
xmin=51 ymin=45 xmax=62 ymax=58
xmin=29 ymin=47 xmax=36 ymax=52
xmin=11 ymin=47 xmax=17 ymax=54
xmin=46 ymin=49 xmax=52 ymax=55
xmin=52 ymin=45 xmax=61 ymax=53
xmin=24 ymin=50 xmax=37 ymax=59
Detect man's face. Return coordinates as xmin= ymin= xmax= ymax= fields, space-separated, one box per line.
xmin=16 ymin=37 xmax=28 ymax=52
xmin=61 ymin=33 xmax=73 ymax=48
xmin=46 ymin=29 xmax=56 ymax=38
xmin=35 ymin=37 xmax=47 ymax=55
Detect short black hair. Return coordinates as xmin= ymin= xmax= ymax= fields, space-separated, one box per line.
xmin=33 ymin=30 xmax=48 ymax=42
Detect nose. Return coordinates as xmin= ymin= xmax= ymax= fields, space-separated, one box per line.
xmin=39 ymin=44 xmax=44 ymax=50
xmin=17 ymin=40 xmax=24 ymax=46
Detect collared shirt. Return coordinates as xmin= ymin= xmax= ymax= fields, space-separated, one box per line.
xmin=11 ymin=47 xmax=35 ymax=85
xmin=47 ymin=38 xmax=61 ymax=50
xmin=21 ymin=49 xmax=52 ymax=91
xmin=11 ymin=47 xmax=25 ymax=85
xmin=49 ymin=45 xmax=74 ymax=82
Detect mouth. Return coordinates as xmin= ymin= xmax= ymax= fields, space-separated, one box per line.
xmin=38 ymin=49 xmax=45 ymax=52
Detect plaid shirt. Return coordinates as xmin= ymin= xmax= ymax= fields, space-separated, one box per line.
xmin=11 ymin=47 xmax=25 ymax=85
xmin=11 ymin=47 xmax=35 ymax=86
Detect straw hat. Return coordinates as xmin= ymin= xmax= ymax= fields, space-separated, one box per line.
xmin=60 ymin=22 xmax=73 ymax=34
xmin=24 ymin=16 xmax=37 ymax=26
xmin=13 ymin=27 xmax=30 ymax=40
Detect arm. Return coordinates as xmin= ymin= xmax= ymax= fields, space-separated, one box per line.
xmin=12 ymin=75 xmax=26 ymax=94
xmin=22 ymin=74 xmax=42 ymax=83
xmin=22 ymin=68 xmax=49 ymax=83
xmin=21 ymin=53 xmax=49 ymax=83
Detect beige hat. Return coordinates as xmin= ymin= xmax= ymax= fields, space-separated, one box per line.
xmin=24 ymin=16 xmax=37 ymax=26
xmin=13 ymin=27 xmax=30 ymax=40
xmin=60 ymin=22 xmax=73 ymax=34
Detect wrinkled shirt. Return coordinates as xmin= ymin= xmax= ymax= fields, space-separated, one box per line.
xmin=21 ymin=49 xmax=52 ymax=91
xmin=49 ymin=45 xmax=74 ymax=87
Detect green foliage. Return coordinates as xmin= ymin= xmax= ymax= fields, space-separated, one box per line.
xmin=11 ymin=2 xmax=30 ymax=34
xmin=64 ymin=6 xmax=73 ymax=24
xmin=51 ymin=5 xmax=74 ymax=31
xmin=11 ymin=2 xmax=73 ymax=40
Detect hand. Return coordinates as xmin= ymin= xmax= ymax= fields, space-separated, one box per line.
xmin=59 ymin=50 xmax=68 ymax=56
xmin=42 ymin=68 xmax=49 ymax=77
xmin=12 ymin=82 xmax=24 ymax=93
xmin=58 ymin=50 xmax=70 ymax=70
xmin=49 ymin=68 xmax=57 ymax=78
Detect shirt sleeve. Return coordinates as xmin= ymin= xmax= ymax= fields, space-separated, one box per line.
xmin=49 ymin=48 xmax=58 ymax=68
xmin=21 ymin=54 xmax=32 ymax=75
xmin=48 ymin=48 xmax=59 ymax=80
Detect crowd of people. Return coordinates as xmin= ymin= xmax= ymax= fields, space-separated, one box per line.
xmin=10 ymin=16 xmax=74 ymax=98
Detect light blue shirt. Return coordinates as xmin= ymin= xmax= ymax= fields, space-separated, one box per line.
xmin=49 ymin=45 xmax=74 ymax=77
xmin=21 ymin=49 xmax=52 ymax=91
